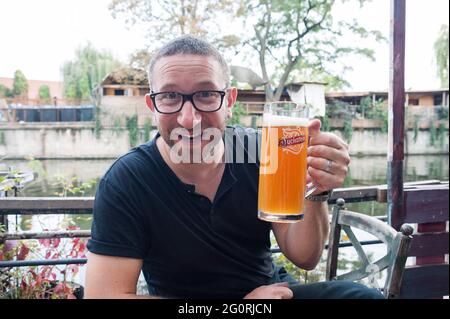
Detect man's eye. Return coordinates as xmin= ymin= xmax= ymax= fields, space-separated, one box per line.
xmin=199 ymin=91 xmax=217 ymax=98
xmin=161 ymin=93 xmax=178 ymax=100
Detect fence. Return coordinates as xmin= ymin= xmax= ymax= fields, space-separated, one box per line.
xmin=0 ymin=184 xmax=396 ymax=268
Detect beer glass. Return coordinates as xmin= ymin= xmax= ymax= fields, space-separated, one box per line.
xmin=258 ymin=102 xmax=316 ymax=223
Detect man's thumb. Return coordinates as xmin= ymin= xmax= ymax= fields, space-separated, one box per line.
xmin=308 ymin=119 xmax=321 ymax=137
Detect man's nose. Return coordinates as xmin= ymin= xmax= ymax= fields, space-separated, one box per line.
xmin=177 ymin=100 xmax=201 ymax=129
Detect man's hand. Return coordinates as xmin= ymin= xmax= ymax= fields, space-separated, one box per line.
xmin=307 ymin=119 xmax=350 ymax=194
xmin=243 ymin=282 xmax=293 ymax=299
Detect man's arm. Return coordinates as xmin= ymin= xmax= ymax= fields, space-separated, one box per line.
xmin=272 ymin=201 xmax=329 ymax=270
xmin=84 ymin=252 xmax=159 ymax=299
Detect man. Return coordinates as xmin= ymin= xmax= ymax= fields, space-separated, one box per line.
xmin=85 ymin=35 xmax=382 ymax=299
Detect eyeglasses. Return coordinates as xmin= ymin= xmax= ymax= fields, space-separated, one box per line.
xmin=149 ymin=89 xmax=227 ymax=114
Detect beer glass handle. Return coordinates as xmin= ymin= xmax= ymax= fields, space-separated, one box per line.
xmin=305 ymin=182 xmax=318 ymax=198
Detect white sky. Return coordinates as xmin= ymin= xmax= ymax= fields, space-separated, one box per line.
xmin=0 ymin=0 xmax=448 ymax=91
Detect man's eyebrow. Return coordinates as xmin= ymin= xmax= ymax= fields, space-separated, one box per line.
xmin=158 ymin=81 xmax=222 ymax=92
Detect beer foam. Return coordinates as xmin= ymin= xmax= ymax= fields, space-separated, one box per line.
xmin=262 ymin=113 xmax=309 ymax=126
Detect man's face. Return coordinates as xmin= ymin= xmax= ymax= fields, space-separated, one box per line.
xmin=146 ymin=54 xmax=237 ymax=159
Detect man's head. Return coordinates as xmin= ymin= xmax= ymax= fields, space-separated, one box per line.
xmin=148 ymin=35 xmax=230 ymax=89
xmin=145 ymin=35 xmax=237 ymax=162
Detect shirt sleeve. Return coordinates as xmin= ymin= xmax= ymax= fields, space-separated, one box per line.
xmin=87 ymin=172 xmax=151 ymax=259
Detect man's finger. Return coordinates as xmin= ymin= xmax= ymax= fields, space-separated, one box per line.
xmin=271 ymin=282 xmax=289 ymax=287
xmin=308 ymin=119 xmax=321 ymax=138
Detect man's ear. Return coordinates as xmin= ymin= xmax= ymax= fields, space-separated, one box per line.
xmin=145 ymin=94 xmax=155 ymax=113
xmin=226 ymin=87 xmax=238 ymax=117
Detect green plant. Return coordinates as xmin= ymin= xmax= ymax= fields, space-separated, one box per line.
xmin=358 ymin=96 xmax=372 ymax=119
xmin=94 ymin=107 xmax=102 ymax=139
xmin=343 ymin=114 xmax=353 ymax=143
xmin=12 ymin=70 xmax=28 ymax=97
xmin=0 ymin=130 xmax=5 ymax=145
xmin=429 ymin=119 xmax=437 ymax=146
xmin=413 ymin=115 xmax=420 ymax=143
xmin=112 ymin=117 xmax=124 ymax=136
xmin=227 ymin=102 xmax=246 ymax=126
xmin=437 ymin=121 xmax=446 ymax=148
xmin=38 ymin=85 xmax=51 ymax=103
xmin=126 ymin=114 xmax=139 ymax=147
xmin=143 ymin=118 xmax=152 ymax=142
xmin=0 ymin=84 xmax=13 ymax=98
xmin=52 ymin=175 xmax=97 ymax=197
xmin=320 ymin=116 xmax=330 ymax=132
xmin=0 ymin=229 xmax=86 ymax=299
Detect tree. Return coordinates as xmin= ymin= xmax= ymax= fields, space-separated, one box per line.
xmin=38 ymin=85 xmax=51 ymax=102
xmin=62 ymin=42 xmax=122 ymax=100
xmin=12 ymin=70 xmax=28 ymax=98
xmin=243 ymin=0 xmax=385 ymax=101
xmin=0 ymin=84 xmax=13 ymax=98
xmin=434 ymin=24 xmax=449 ymax=88
xmin=108 ymin=0 xmax=244 ymax=64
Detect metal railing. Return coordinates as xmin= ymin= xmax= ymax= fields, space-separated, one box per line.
xmin=0 ymin=183 xmax=397 ymax=268
xmin=1 ymin=179 xmax=446 ymax=269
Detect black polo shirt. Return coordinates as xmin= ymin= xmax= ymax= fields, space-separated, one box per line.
xmin=87 ymin=126 xmax=274 ymax=298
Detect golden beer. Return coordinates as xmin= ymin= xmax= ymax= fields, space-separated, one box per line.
xmin=258 ymin=108 xmax=310 ymax=223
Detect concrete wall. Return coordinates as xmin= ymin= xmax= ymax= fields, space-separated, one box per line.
xmin=0 ymin=123 xmax=447 ymax=159
xmin=333 ymin=129 xmax=449 ymax=156
xmin=0 ymin=123 xmax=133 ymax=159
xmin=99 ymin=96 xmax=151 ymax=127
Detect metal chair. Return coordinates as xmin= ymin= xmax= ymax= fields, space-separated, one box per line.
xmin=326 ymin=198 xmax=413 ymax=298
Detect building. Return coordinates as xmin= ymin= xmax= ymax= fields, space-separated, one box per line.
xmin=326 ymin=89 xmax=449 ymax=107
xmin=0 ymin=77 xmax=63 ymax=101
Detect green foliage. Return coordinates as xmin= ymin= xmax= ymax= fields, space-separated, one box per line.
xmin=358 ymin=96 xmax=372 ymax=118
xmin=429 ymin=119 xmax=437 ymax=146
xmin=320 ymin=116 xmax=330 ymax=132
xmin=52 ymin=174 xmax=97 ymax=197
xmin=62 ymin=42 xmax=121 ymax=100
xmin=0 ymin=84 xmax=13 ymax=98
xmin=12 ymin=70 xmax=28 ymax=97
xmin=413 ymin=115 xmax=420 ymax=143
xmin=94 ymin=107 xmax=102 ymax=139
xmin=143 ymin=118 xmax=152 ymax=142
xmin=112 ymin=117 xmax=124 ymax=136
xmin=246 ymin=0 xmax=385 ymax=101
xmin=38 ymin=85 xmax=51 ymax=103
xmin=343 ymin=114 xmax=353 ymax=143
xmin=434 ymin=24 xmax=449 ymax=88
xmin=126 ymin=114 xmax=139 ymax=147
xmin=437 ymin=121 xmax=447 ymax=148
xmin=362 ymin=98 xmax=388 ymax=133
xmin=436 ymin=105 xmax=449 ymax=120
xmin=109 ymin=0 xmax=242 ymax=51
xmin=227 ymin=101 xmax=247 ymax=125
xmin=0 ymin=130 xmax=5 ymax=145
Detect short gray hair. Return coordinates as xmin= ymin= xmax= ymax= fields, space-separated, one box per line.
xmin=148 ymin=35 xmax=230 ymax=89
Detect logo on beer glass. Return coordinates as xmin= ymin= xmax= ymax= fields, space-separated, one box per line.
xmin=278 ymin=128 xmax=305 ymax=155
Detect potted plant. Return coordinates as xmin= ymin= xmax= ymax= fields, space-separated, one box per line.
xmin=0 ymin=225 xmax=87 ymax=299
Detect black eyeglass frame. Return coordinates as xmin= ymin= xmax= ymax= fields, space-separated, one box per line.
xmin=149 ymin=89 xmax=228 ymax=114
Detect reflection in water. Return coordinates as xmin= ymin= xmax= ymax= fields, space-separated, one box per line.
xmin=6 ymin=154 xmax=449 ymax=197
xmin=5 ymin=155 xmax=448 ymax=218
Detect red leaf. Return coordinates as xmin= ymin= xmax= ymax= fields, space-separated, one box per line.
xmin=17 ymin=244 xmax=30 ymax=260
xmin=52 ymin=238 xmax=61 ymax=248
xmin=39 ymin=239 xmax=51 ymax=248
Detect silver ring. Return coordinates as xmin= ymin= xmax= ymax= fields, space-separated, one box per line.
xmin=326 ymin=159 xmax=333 ymax=173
